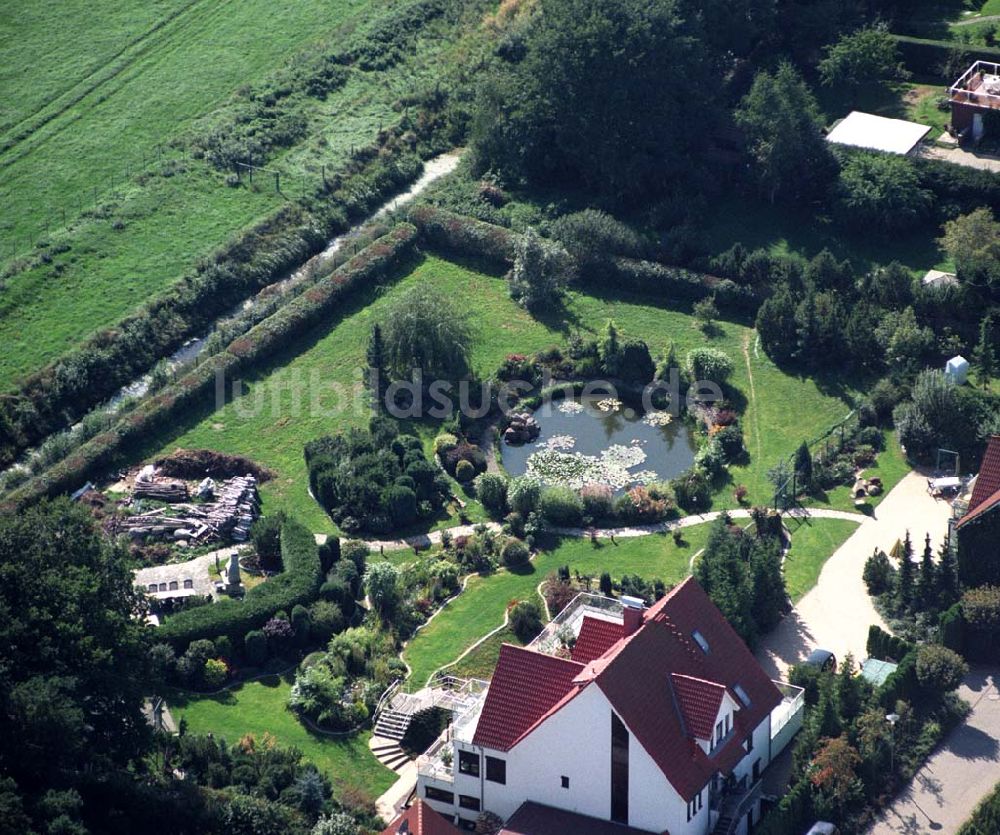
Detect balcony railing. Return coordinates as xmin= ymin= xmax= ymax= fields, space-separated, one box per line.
xmin=528 ymin=592 xmax=624 ymax=656
xmin=416 ymin=738 xmax=455 ymax=783
xmin=950 ymin=61 xmax=1000 ymax=110
xmin=770 ymin=681 xmax=805 ymax=739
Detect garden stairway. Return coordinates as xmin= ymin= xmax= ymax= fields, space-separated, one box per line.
xmin=372 ymin=675 xmax=490 ymax=742
xmin=370 ymin=735 xmax=413 ymax=772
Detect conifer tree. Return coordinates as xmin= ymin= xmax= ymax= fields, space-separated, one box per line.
xmin=919 ymin=532 xmax=937 ymax=610
xmin=936 ymin=538 xmax=959 ymax=610
xmin=976 ymin=312 xmax=997 ymax=389
xmin=897 ymin=530 xmax=915 ymax=612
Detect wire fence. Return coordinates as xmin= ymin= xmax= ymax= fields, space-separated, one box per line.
xmin=772 ymin=410 xmax=859 ymax=509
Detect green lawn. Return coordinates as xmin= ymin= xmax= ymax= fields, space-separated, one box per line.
xmin=0 ymin=0 xmax=372 ymax=259
xmin=0 ymin=0 xmax=461 ymax=390
xmin=405 ymin=516 xmax=860 ymax=686
xmin=167 ymin=673 xmax=396 ymax=800
xmin=782 ymin=517 xmax=862 ymax=603
xmin=808 ymin=430 xmax=912 ymax=514
xmin=143 ymin=252 xmax=869 ymax=531
xmin=403 ymin=524 xmax=713 ymax=689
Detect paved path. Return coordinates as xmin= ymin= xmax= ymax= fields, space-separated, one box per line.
xmin=867 ymin=668 xmax=1000 ymax=835
xmin=756 ymin=470 xmax=952 ymax=679
xmin=919 ymin=144 xmax=1000 ymax=174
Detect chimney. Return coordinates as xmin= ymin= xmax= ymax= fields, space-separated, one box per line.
xmin=621 ymin=595 xmax=645 ymax=636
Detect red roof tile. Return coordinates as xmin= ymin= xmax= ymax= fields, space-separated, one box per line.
xmin=956 ymin=485 xmax=1000 ymax=529
xmin=593 ymin=578 xmax=783 ymax=801
xmin=670 ymin=673 xmax=727 ymax=740
xmin=499 ymin=801 xmax=660 ymax=835
xmin=381 ymin=799 xmax=460 ymax=835
xmin=472 ymin=644 xmax=586 ymax=751
xmin=572 ymin=616 xmax=624 ymax=665
xmin=969 ymin=436 xmax=1000 ymax=515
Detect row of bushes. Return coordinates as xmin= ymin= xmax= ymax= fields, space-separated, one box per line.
xmin=892 ymin=34 xmax=1000 ymax=79
xmin=158 ymin=518 xmax=327 ymax=651
xmin=3 ymin=224 xmax=419 ymax=511
xmin=866 ymin=624 xmax=915 ymax=664
xmin=0 ymin=145 xmax=429 ymax=471
xmin=408 ymin=204 xmax=759 ymax=312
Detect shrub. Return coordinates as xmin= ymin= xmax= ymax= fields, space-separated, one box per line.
xmin=474 ymin=472 xmax=509 ymax=517
xmin=308 ymin=600 xmax=345 ymax=643
xmin=694 ymin=439 xmax=726 ymax=477
xmin=509 ymin=600 xmax=544 ymax=642
xmin=291 ymin=604 xmax=311 ymax=648
xmin=580 ymin=483 xmax=614 ymax=521
xmin=244 ymin=630 xmax=268 ymax=666
xmin=863 ymin=549 xmax=895 ymax=596
xmin=614 ymin=486 xmax=669 ymax=524
xmin=203 ymin=658 xmax=228 ymax=689
xmin=508 ymin=476 xmax=542 ymax=516
xmin=539 ymin=486 xmax=584 ymax=526
xmin=671 ymin=467 xmax=712 ymax=511
xmin=501 ymin=539 xmax=530 ymax=568
xmin=433 ymin=433 xmax=458 ymax=454
xmin=915 ymin=644 xmax=968 ymax=695
xmin=251 ymin=513 xmax=287 ymax=572
xmin=714 ymin=424 xmax=745 ymax=461
xmin=686 ymin=347 xmax=734 ymax=384
xmin=455 ymin=459 xmax=475 ymax=483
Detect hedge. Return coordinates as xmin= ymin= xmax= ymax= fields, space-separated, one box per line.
xmin=408 ymin=204 xmax=519 ymax=264
xmin=0 ymin=145 xmax=427 ymax=470
xmin=866 ymin=624 xmax=915 ymax=663
xmin=914 ymin=155 xmax=1000 ymax=215
xmin=892 ymin=35 xmax=1000 ymax=79
xmin=958 ymin=779 xmax=1000 ymax=835
xmin=158 ymin=518 xmax=326 ymax=651
xmin=408 ymin=204 xmax=759 ymax=312
xmin=754 ymin=776 xmax=814 ymax=835
xmin=877 ymin=648 xmax=920 ymax=709
xmin=940 ymin=602 xmax=966 ymax=655
xmin=3 ymin=224 xmax=419 ymax=510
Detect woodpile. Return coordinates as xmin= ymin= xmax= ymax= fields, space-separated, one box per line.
xmin=120 ymin=475 xmax=260 ymax=544
xmin=133 ymin=480 xmax=189 ymax=502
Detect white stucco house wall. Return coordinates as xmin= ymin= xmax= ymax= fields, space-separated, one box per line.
xmin=412 ymin=578 xmax=805 ymax=835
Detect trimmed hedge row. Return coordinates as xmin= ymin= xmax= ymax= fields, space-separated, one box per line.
xmin=914 ymin=154 xmax=1000 ymax=215
xmin=866 ymin=624 xmax=915 ymax=663
xmin=408 ymin=204 xmax=518 ymax=263
xmin=0 ymin=148 xmax=426 ymax=471
xmin=3 ymin=224 xmax=419 ymax=510
xmin=408 ymin=204 xmax=759 ymax=311
xmin=158 ymin=517 xmax=324 ymax=651
xmin=893 ymin=34 xmax=1000 ymax=79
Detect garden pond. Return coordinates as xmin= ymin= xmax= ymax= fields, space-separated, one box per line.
xmin=501 ymin=394 xmax=697 ymax=493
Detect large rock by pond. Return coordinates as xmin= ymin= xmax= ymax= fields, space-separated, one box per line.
xmin=504 ymin=412 xmax=541 ymax=445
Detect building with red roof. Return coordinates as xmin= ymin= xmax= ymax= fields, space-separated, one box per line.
xmin=414 ymin=578 xmax=804 ymax=835
xmin=381 ymin=799 xmax=461 ymax=835
xmin=955 ymin=435 xmax=1000 ymax=587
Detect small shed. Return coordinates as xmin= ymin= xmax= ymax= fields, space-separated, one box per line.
xmin=861 ymin=657 xmax=898 ymax=687
xmin=826 ymin=111 xmax=932 ymax=156
xmin=922 ymin=269 xmax=958 ymax=289
xmin=945 ymin=355 xmax=970 ymax=384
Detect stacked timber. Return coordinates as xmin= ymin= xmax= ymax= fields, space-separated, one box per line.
xmin=121 ymin=476 xmax=260 ymax=544
xmin=133 ymin=480 xmax=189 ymax=502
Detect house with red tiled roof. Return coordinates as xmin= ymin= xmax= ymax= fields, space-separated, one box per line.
xmin=955 ymin=435 xmax=1000 ymax=587
xmin=414 ymin=579 xmax=805 ymax=835
xmin=381 ymin=799 xmax=461 ymax=835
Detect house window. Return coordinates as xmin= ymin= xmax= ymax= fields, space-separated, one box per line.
xmin=745 ymin=733 xmax=754 ymax=753
xmin=716 ymin=720 xmax=724 ymax=745
xmin=753 ymin=759 xmax=761 ymax=782
xmin=561 ymin=776 xmax=570 ymax=789
xmin=725 ymin=713 xmax=731 ymax=734
xmin=459 ymin=795 xmax=481 ymax=812
xmin=424 ymin=786 xmax=454 ymax=804
xmin=686 ymin=790 xmax=703 ymax=821
xmin=734 ymin=683 xmax=752 ymax=708
xmin=458 ymin=750 xmax=480 ymax=777
xmin=692 ymin=630 xmax=710 ymax=654
xmin=611 ymin=712 xmax=629 ymax=825
xmin=486 ymin=756 xmax=506 ymax=785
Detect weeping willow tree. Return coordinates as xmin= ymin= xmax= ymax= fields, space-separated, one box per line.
xmin=380 ymin=284 xmax=474 ymax=381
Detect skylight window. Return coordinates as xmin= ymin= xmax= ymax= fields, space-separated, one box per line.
xmin=692 ymin=630 xmax=710 ymax=654
xmin=734 ymin=684 xmax=752 ymax=708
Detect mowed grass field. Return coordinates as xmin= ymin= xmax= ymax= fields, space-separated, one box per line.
xmin=167 ymin=673 xmax=396 ymax=800
xmin=0 ymin=0 xmax=458 ymax=390
xmin=142 ymin=252 xmax=906 ymax=532
xmin=403 ymin=517 xmax=860 ymax=688
xmin=0 ymin=0 xmax=370 ymax=253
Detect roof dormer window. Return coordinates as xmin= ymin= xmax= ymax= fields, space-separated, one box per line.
xmin=734 ymin=683 xmax=751 ymax=708
xmin=692 ymin=630 xmax=710 ymax=654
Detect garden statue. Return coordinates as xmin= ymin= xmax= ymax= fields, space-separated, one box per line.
xmin=226 ymin=550 xmax=242 ymax=594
